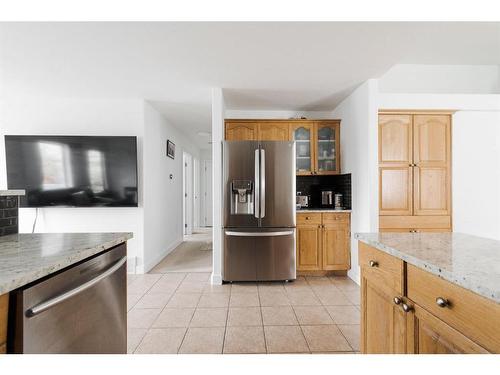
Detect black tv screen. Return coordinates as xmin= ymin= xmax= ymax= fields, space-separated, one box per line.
xmin=5 ymin=135 xmax=138 ymax=207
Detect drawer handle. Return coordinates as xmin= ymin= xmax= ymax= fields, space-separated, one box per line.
xmin=402 ymin=303 xmax=413 ymax=313
xmin=369 ymin=260 xmax=379 ymax=268
xmin=393 ymin=296 xmax=402 ymax=305
xmin=436 ymin=297 xmax=449 ymax=308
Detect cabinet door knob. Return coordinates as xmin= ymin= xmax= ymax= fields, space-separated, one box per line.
xmin=402 ymin=303 xmax=413 ymax=313
xmin=369 ymin=260 xmax=378 ymax=268
xmin=436 ymin=297 xmax=449 ymax=308
xmin=393 ymin=296 xmax=402 ymax=305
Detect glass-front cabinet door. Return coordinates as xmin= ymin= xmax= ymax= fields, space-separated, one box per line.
xmin=315 ymin=121 xmax=340 ymax=174
xmin=290 ymin=123 xmax=314 ymax=175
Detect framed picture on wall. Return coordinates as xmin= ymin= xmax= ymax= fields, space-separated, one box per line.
xmin=167 ymin=140 xmax=175 ymax=159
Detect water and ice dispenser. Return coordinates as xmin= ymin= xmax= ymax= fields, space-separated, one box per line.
xmin=230 ymin=180 xmax=253 ymax=215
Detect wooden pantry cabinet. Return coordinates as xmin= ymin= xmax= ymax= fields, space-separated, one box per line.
xmin=359 ymin=243 xmax=500 ymax=354
xmin=224 ymin=119 xmax=341 ymax=175
xmin=296 ymin=212 xmax=350 ymax=273
xmin=378 ymin=111 xmax=452 ymax=233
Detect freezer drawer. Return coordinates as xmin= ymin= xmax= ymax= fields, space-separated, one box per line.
xmin=223 ymin=228 xmax=296 ymax=282
xmin=8 ymin=243 xmax=127 ymax=354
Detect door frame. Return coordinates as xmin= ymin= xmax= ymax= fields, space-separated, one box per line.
xmin=183 ymin=152 xmax=194 ymax=236
xmin=202 ymin=159 xmax=213 ymax=227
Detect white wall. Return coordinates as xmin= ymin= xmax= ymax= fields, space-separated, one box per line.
xmin=453 ymin=111 xmax=500 ymax=240
xmin=225 ymin=109 xmax=334 ymax=119
xmin=211 ymin=88 xmax=225 ymax=285
xmin=0 ymin=96 xmax=145 ymax=272
xmin=379 ymin=64 xmax=500 ymax=94
xmin=378 ymin=92 xmax=500 ymax=241
xmin=331 ymin=80 xmax=379 ymax=284
xmin=143 ymin=102 xmax=201 ymax=272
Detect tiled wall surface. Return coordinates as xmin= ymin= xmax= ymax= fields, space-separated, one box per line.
xmin=0 ymin=196 xmax=19 ymax=236
xmin=296 ymin=174 xmax=352 ymax=209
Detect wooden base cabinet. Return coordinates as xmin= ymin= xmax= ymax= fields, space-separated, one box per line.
xmin=296 ymin=212 xmax=350 ymax=273
xmin=0 ymin=293 xmax=8 ymax=354
xmin=406 ymin=305 xmax=489 ymax=354
xmin=296 ymin=223 xmax=322 ymax=271
xmin=359 ymin=242 xmax=499 ymax=354
xmin=361 ymin=272 xmax=407 ymax=353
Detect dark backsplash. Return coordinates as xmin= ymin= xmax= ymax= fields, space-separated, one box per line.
xmin=296 ymin=173 xmax=351 ymax=209
xmin=0 ymin=196 xmax=19 ymax=236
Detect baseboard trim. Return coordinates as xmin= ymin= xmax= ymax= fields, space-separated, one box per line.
xmin=347 ymin=267 xmax=360 ymax=286
xmin=211 ymin=272 xmax=223 ymax=285
xmin=143 ymin=238 xmax=183 ymax=273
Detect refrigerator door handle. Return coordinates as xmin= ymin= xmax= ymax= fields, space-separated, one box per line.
xmin=260 ymin=148 xmax=265 ymax=218
xmin=225 ymin=230 xmax=293 ymax=237
xmin=254 ymin=148 xmax=260 ymax=219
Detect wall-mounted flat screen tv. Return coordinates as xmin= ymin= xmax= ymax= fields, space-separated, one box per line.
xmin=5 ymin=135 xmax=138 ymax=207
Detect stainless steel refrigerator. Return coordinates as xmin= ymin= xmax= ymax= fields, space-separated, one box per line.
xmin=223 ymin=140 xmax=296 ymax=282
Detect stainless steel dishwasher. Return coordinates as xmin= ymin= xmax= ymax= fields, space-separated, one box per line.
xmin=8 ymin=243 xmax=127 ymax=354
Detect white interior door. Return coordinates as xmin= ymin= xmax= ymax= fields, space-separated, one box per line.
xmin=193 ymin=157 xmax=200 ymax=230
xmin=204 ymin=160 xmax=213 ymax=227
xmin=183 ymin=152 xmax=193 ymax=235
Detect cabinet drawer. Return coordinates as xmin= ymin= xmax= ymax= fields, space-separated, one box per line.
xmin=379 ymin=228 xmax=452 ymax=233
xmin=297 ymin=213 xmax=322 ymax=225
xmin=322 ymin=212 xmax=350 ymax=224
xmin=358 ymin=243 xmax=404 ymax=295
xmin=379 ymin=215 xmax=451 ymax=230
xmin=407 ymin=264 xmax=500 ymax=353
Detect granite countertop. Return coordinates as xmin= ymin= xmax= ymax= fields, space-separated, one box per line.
xmin=355 ymin=232 xmax=500 ymax=303
xmin=297 ymin=209 xmax=351 ymax=213
xmin=0 ymin=190 xmax=25 ymax=196
xmin=0 ymin=232 xmax=133 ymax=295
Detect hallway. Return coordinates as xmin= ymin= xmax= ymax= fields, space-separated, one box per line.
xmin=149 ymin=228 xmax=212 ymax=274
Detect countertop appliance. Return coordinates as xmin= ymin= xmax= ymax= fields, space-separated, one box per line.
xmin=321 ymin=190 xmax=334 ymax=207
xmin=8 ymin=244 xmax=127 ymax=353
xmin=296 ymin=193 xmax=310 ymax=208
xmin=223 ymin=141 xmax=296 ymax=282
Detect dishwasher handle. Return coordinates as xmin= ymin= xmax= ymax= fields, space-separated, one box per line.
xmin=26 ymin=256 xmax=127 ymax=318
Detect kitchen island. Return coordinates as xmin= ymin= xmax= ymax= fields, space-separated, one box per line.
xmin=0 ymin=232 xmax=132 ymax=354
xmin=355 ymin=232 xmax=500 ymax=354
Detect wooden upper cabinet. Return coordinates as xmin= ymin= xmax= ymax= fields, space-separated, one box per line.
xmin=224 ymin=119 xmax=341 ymax=174
xmin=413 ymin=115 xmax=451 ymax=216
xmin=225 ymin=122 xmax=258 ymax=141
xmin=290 ymin=123 xmax=314 ymax=175
xmin=379 ymin=114 xmax=412 ymax=165
xmin=258 ymin=122 xmax=290 ymax=141
xmin=315 ymin=121 xmax=340 ymax=175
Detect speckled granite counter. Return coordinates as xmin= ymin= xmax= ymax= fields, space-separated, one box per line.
xmin=355 ymin=232 xmax=500 ymax=303
xmin=297 ymin=209 xmax=351 ymax=213
xmin=0 ymin=232 xmax=132 ymax=295
xmin=0 ymin=190 xmax=25 ymax=196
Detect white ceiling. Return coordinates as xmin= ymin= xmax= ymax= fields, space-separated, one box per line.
xmin=1 ymin=22 xmax=499 ymax=149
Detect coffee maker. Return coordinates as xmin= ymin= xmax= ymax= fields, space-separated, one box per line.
xmin=321 ymin=190 xmax=333 ymax=207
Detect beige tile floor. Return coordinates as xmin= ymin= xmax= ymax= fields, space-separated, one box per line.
xmin=127 ymin=273 xmax=361 ymax=354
